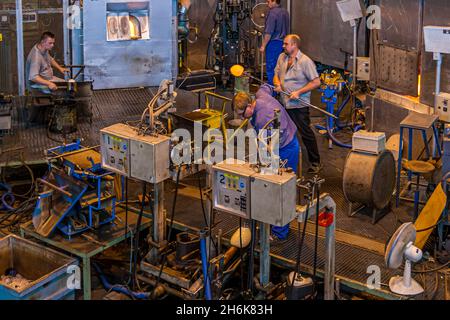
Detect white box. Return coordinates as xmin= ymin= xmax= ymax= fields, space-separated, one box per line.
xmin=436 ymin=92 xmax=450 ymax=123
xmin=424 ymin=26 xmax=450 ymax=54
xmin=336 ymin=0 xmax=364 ymax=23
xmin=352 ymin=130 xmax=386 ymax=154
xmin=357 ymin=57 xmax=370 ymax=81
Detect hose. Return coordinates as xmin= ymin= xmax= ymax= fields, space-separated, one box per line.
xmin=0 ymin=183 xmax=15 ymax=211
xmin=326 ymin=116 xmax=352 ymax=149
xmin=200 ymin=229 xmax=212 ymax=300
xmin=93 ymin=262 xmax=150 ymax=300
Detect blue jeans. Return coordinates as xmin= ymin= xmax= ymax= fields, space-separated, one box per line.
xmin=265 ymin=40 xmax=284 ymax=86
xmin=271 ymin=137 xmax=300 ymax=240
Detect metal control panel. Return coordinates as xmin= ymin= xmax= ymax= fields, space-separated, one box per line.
xmin=100 ymin=126 xmax=132 ymax=177
xmin=436 ymin=92 xmax=450 ymax=123
xmin=213 ymin=160 xmax=254 ymax=219
xmin=213 ymin=160 xmax=298 ymax=225
xmin=100 ymin=123 xmax=170 ymax=183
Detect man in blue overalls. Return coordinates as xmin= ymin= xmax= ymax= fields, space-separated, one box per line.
xmin=233 ymin=84 xmax=299 ymax=241
xmin=259 ymin=0 xmax=290 ymax=86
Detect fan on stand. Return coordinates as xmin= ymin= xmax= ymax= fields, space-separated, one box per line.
xmin=385 ymin=222 xmax=424 ymax=296
xmin=251 ymin=2 xmax=269 ymax=83
xmin=251 ymin=2 xmax=269 ymax=31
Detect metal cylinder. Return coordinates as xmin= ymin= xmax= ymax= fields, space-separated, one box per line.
xmin=343 ymin=150 xmax=396 ymax=210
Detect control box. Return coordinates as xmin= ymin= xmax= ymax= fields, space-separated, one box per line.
xmin=436 ymin=92 xmax=450 ymax=123
xmin=356 ymin=57 xmax=370 ymax=81
xmin=100 ymin=123 xmax=170 ymax=183
xmin=250 ymin=171 xmax=297 ymax=227
xmin=212 ymin=160 xmax=254 ymax=219
xmin=213 ymin=160 xmax=297 ymax=225
xmin=424 ymin=26 xmax=450 ymax=54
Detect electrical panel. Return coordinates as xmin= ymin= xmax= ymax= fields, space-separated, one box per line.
xmin=250 ymin=172 xmax=297 ymax=227
xmin=212 ymin=160 xmax=254 ymax=219
xmin=212 ymin=160 xmax=297 ymax=225
xmin=100 ymin=123 xmax=170 ymax=183
xmin=424 ymin=26 xmax=450 ymax=54
xmin=436 ymin=92 xmax=450 ymax=123
xmin=357 ymin=57 xmax=370 ymax=81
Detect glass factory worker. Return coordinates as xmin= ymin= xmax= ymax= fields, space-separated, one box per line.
xmin=25 ymin=31 xmax=69 ymax=94
xmin=274 ymin=34 xmax=322 ymax=174
xmin=259 ymin=0 xmax=290 ymax=86
xmin=233 ymin=84 xmax=299 ymax=241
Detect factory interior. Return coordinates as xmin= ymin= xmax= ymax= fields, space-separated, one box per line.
xmin=0 ymin=0 xmax=450 ymax=302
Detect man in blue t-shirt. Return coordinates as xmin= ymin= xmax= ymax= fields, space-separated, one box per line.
xmin=259 ymin=0 xmax=290 ymax=86
xmin=233 ymin=84 xmax=299 ymax=241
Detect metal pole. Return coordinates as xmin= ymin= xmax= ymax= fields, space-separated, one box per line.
xmin=324 ymin=207 xmax=336 ymax=300
xmin=153 ymin=182 xmax=166 ymax=243
xmin=243 ymin=72 xmax=338 ymax=119
xmin=352 ymin=21 xmax=358 ymax=116
xmin=16 ymin=0 xmax=25 ymax=96
xmin=62 ymin=0 xmax=70 ymax=70
xmin=259 ymin=222 xmax=271 ymax=287
xmin=434 ymin=52 xmax=443 ymax=113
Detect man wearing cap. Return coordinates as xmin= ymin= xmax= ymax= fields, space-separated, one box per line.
xmin=233 ymin=84 xmax=299 ymax=241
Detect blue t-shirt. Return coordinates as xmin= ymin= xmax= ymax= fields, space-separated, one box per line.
xmin=250 ymin=84 xmax=297 ymax=148
xmin=264 ymin=6 xmax=290 ymax=42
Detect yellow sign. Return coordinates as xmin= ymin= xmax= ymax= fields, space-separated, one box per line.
xmin=0 ymin=33 xmax=3 ymax=42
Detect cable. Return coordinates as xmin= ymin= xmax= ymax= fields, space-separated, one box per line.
xmin=197 ymin=172 xmax=209 ymax=227
xmin=290 ymin=192 xmax=312 ymax=287
xmin=131 ymin=181 xmax=147 ymax=290
xmin=412 ymin=261 xmax=450 ymax=274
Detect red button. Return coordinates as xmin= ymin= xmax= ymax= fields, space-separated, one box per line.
xmin=318 ymin=211 xmax=334 ymax=228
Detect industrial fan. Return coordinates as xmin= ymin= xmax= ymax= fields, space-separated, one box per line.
xmin=385 ymin=222 xmax=424 ymax=296
xmin=251 ymin=2 xmax=269 ymax=30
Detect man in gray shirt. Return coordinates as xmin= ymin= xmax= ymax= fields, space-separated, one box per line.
xmin=274 ymin=34 xmax=322 ymax=174
xmin=26 ymin=31 xmax=68 ymax=93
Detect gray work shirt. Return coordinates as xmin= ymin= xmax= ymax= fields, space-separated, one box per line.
xmin=25 ymin=44 xmax=54 ymax=88
xmin=274 ymin=50 xmax=319 ymax=109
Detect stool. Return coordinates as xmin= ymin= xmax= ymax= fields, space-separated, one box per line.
xmin=402 ymin=160 xmax=436 ymax=220
xmin=396 ymin=113 xmax=442 ymax=207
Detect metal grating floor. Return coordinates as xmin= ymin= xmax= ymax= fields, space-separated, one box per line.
xmin=2 ymin=87 xmax=448 ymax=299
xmin=169 ymin=194 xmax=446 ymax=300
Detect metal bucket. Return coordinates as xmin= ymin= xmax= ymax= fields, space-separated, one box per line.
xmin=0 ymin=235 xmax=78 ymax=300
xmin=343 ymin=150 xmax=396 ymax=210
xmin=49 ymin=100 xmax=78 ymax=134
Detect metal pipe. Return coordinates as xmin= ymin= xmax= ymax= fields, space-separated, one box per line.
xmin=136 ymin=274 xmax=188 ymax=300
xmin=296 ymin=194 xmax=336 ymax=300
xmin=259 ymin=222 xmax=271 ymax=287
xmin=243 ymin=72 xmax=338 ymax=119
xmin=16 ymin=0 xmax=25 ymax=96
xmin=62 ymin=0 xmax=70 ymax=69
xmin=434 ymin=52 xmax=443 ymax=113
xmin=36 ymin=178 xmax=73 ymax=198
xmin=352 ymin=22 xmax=358 ymax=114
